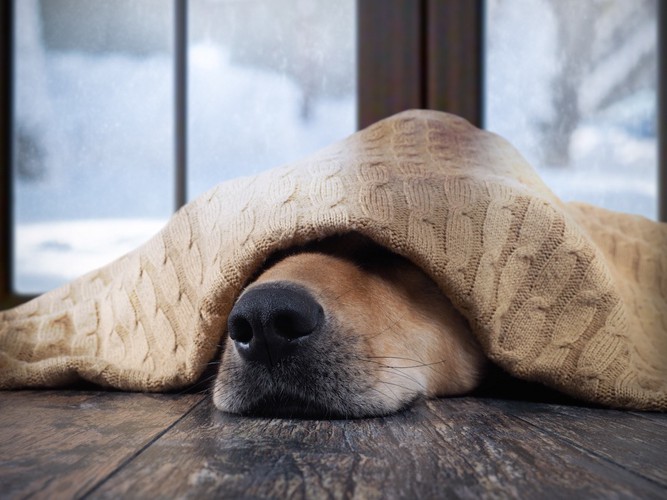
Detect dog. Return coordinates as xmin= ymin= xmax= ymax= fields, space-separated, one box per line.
xmin=212 ymin=234 xmax=486 ymax=418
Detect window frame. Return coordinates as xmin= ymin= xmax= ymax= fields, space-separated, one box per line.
xmin=0 ymin=0 xmax=664 ymax=307
xmin=1 ymin=0 xmax=15 ymax=308
xmin=660 ymin=0 xmax=667 ymax=222
xmin=357 ymin=0 xmax=483 ymax=128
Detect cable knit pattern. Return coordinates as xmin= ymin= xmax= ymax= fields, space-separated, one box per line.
xmin=1 ymin=110 xmax=666 ymax=410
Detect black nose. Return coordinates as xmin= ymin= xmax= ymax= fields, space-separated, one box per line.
xmin=227 ymin=283 xmax=324 ymax=367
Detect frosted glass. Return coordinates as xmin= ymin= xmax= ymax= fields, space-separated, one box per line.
xmin=187 ymin=0 xmax=357 ymax=199
xmin=485 ymin=0 xmax=658 ymax=219
xmin=12 ymin=0 xmax=358 ymax=294
xmin=13 ymin=0 xmax=174 ymax=293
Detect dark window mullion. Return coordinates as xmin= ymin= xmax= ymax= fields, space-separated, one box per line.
xmin=175 ymin=0 xmax=188 ymax=210
xmin=357 ymin=0 xmax=424 ymax=129
xmin=659 ymin=0 xmax=666 ymax=222
xmin=0 ymin=0 xmax=16 ymax=308
xmin=425 ymin=0 xmax=483 ymax=128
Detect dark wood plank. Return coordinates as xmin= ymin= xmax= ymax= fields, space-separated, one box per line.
xmin=482 ymin=399 xmax=667 ymax=486
xmin=631 ymin=410 xmax=667 ymax=428
xmin=0 ymin=390 xmax=204 ymax=499
xmin=89 ymin=397 xmax=665 ymax=499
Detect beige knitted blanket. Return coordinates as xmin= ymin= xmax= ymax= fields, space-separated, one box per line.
xmin=1 ymin=110 xmax=666 ymax=410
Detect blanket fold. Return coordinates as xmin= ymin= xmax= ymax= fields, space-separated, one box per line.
xmin=2 ymin=110 xmax=666 ymax=410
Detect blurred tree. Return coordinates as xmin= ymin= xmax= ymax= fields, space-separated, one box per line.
xmin=194 ymin=0 xmax=355 ymax=123
xmin=541 ymin=0 xmax=656 ymax=166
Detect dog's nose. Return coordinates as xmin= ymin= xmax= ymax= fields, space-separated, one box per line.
xmin=227 ymin=284 xmax=324 ymax=366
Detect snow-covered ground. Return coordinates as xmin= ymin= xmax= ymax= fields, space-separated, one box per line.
xmin=538 ymin=125 xmax=656 ymax=216
xmin=15 ymin=219 xmax=166 ymax=292
xmin=12 ymin=0 xmax=658 ymax=294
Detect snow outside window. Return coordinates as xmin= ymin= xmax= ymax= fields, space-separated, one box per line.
xmin=13 ymin=0 xmax=356 ymax=294
xmin=485 ymin=0 xmax=658 ymax=220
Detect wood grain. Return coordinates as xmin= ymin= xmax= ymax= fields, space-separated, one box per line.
xmin=0 ymin=390 xmax=204 ymax=499
xmin=493 ymin=399 xmax=667 ymax=485
xmin=89 ymin=396 xmax=666 ymax=499
xmin=630 ymin=410 xmax=667 ymax=428
xmin=1 ymin=391 xmax=664 ymax=499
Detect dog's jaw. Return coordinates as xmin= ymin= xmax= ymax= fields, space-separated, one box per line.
xmin=212 ymin=313 xmax=417 ymax=418
xmin=212 ymin=250 xmax=485 ymax=418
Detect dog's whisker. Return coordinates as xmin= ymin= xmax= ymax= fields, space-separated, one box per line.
xmin=367 ymin=384 xmax=404 ymax=407
xmin=376 ymin=362 xmax=441 ymax=372
xmin=378 ymin=379 xmax=420 ymax=394
xmin=173 ymin=375 xmax=215 ymax=396
xmin=361 ymin=356 xmax=429 ymax=368
xmin=365 ymin=314 xmax=411 ymax=341
xmin=376 ymin=368 xmax=429 ymax=393
xmin=373 ymin=380 xmax=420 ymax=405
xmin=364 ymin=355 xmax=447 ymax=369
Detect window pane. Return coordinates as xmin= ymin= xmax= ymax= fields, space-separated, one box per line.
xmin=188 ymin=0 xmax=357 ymax=199
xmin=485 ymin=0 xmax=658 ymax=219
xmin=13 ymin=0 xmax=174 ymax=293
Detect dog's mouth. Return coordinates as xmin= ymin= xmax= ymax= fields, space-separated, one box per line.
xmin=212 ymin=334 xmax=401 ymax=419
xmin=214 ymin=345 xmax=382 ymax=419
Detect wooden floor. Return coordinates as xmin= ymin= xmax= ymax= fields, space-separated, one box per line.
xmin=1 ymin=390 xmax=666 ymax=499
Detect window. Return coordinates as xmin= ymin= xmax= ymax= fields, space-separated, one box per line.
xmin=486 ymin=0 xmax=659 ymax=220
xmin=12 ymin=0 xmax=176 ymax=294
xmin=187 ymin=0 xmax=356 ymax=198
xmin=8 ymin=0 xmax=356 ymax=295
xmin=1 ymin=0 xmax=664 ymax=306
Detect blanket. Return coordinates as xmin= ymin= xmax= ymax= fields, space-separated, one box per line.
xmin=1 ymin=110 xmax=666 ymax=410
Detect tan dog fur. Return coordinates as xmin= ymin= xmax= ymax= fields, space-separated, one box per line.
xmin=213 ymin=237 xmax=485 ymax=417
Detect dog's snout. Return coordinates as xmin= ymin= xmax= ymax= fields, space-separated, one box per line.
xmin=227 ymin=284 xmax=324 ymax=366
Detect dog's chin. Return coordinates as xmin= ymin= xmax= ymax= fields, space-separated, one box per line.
xmin=212 ymin=365 xmax=414 ymax=419
xmin=216 ymin=391 xmax=410 ymax=420
xmin=238 ymin=394 xmax=349 ymax=420
xmin=212 ymin=319 xmax=417 ymax=419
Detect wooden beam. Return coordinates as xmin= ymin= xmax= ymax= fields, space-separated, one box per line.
xmin=0 ymin=0 xmax=14 ymax=307
xmin=357 ymin=0 xmax=424 ymax=129
xmin=426 ymin=0 xmax=483 ymax=127
xmin=659 ymin=0 xmax=666 ymax=222
xmin=175 ymin=0 xmax=188 ymax=208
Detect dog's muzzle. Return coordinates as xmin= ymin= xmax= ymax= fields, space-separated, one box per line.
xmin=227 ymin=283 xmax=324 ymax=368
